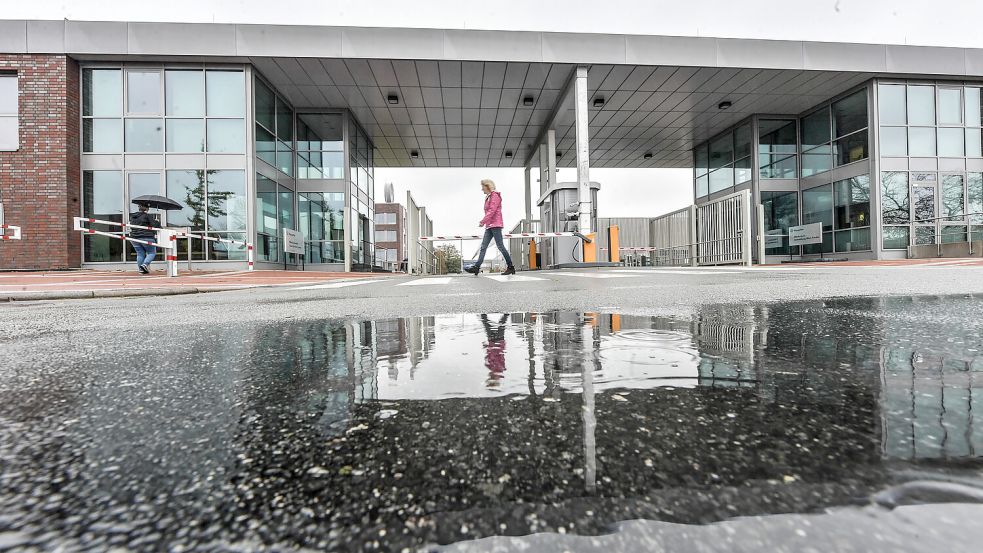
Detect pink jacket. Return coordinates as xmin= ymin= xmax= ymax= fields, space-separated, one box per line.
xmin=480 ymin=191 xmax=504 ymax=229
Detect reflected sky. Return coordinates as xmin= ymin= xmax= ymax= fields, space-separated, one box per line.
xmin=1 ymin=295 xmax=983 ymax=551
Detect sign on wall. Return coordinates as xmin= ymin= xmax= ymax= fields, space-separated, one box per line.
xmin=788 ymin=223 xmax=823 ymax=246
xmin=283 ymin=228 xmax=305 ymax=255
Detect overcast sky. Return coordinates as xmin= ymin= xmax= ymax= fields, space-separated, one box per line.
xmin=6 ymin=1 xmax=979 ymax=234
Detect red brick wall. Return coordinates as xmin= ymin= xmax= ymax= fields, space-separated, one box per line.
xmin=0 ymin=55 xmax=81 ymax=270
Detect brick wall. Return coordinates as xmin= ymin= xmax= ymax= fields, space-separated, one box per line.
xmin=0 ymin=55 xmax=81 ymax=270
xmin=374 ymin=202 xmax=406 ymax=263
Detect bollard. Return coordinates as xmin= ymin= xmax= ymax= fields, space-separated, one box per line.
xmin=247 ymin=243 xmax=255 ymax=271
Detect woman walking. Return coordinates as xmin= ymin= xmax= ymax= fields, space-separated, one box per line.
xmin=466 ymin=179 xmax=515 ymax=276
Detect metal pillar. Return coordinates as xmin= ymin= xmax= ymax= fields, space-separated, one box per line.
xmin=574 ymin=66 xmax=592 ymax=235
xmin=524 ymin=166 xmax=532 ymax=231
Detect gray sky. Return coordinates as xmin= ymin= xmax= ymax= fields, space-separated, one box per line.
xmin=7 ymin=0 xmax=979 ymax=234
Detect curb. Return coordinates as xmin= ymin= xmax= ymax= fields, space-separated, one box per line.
xmin=0 ymin=286 xmax=242 ymax=302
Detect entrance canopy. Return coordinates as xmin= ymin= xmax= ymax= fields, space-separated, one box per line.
xmin=7 ymin=19 xmax=983 ymax=168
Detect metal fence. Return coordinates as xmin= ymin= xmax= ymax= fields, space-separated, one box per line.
xmin=649 ymin=189 xmax=752 ymax=267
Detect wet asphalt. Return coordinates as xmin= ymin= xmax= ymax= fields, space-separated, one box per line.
xmin=3 ymin=265 xmax=983 ymax=552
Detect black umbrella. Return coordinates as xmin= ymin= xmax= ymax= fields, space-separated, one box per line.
xmin=131 ymin=195 xmax=184 ymax=211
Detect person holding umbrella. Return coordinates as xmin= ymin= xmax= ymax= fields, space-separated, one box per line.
xmin=129 ymin=202 xmax=159 ymax=274
xmin=128 ymin=194 xmax=181 ymax=274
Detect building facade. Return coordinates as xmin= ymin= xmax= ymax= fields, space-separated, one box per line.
xmin=693 ymin=80 xmax=983 ymax=261
xmin=373 ymin=201 xmax=406 ymax=272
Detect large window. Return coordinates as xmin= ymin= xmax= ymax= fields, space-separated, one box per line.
xmin=255 ymin=78 xmax=294 ymax=176
xmin=802 ymin=184 xmax=833 ymax=254
xmin=0 ymin=74 xmax=17 ymax=151
xmin=800 ymin=89 xmax=868 ymax=176
xmin=82 ymin=171 xmax=124 ymax=261
xmin=694 ymin=144 xmax=709 ymax=198
xmin=375 ymin=212 xmax=397 ymax=225
xmin=297 ymin=113 xmax=344 ymax=179
xmin=761 ymin=191 xmax=798 ymax=256
xmin=878 ymin=82 xmax=983 ymax=160
xmin=758 ymin=119 xmax=797 ymax=179
xmin=833 ymin=175 xmax=871 ymax=252
xmin=349 ymin=116 xmax=375 ymax=267
xmin=375 ymin=230 xmax=397 ymax=242
xmin=881 ymin=171 xmax=910 ymax=250
xmin=299 ymin=192 xmax=345 ymax=263
xmin=695 ymin=122 xmax=751 ymax=198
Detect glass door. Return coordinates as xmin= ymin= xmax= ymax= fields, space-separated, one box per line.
xmin=125 ymin=172 xmax=163 ymax=261
xmin=912 ymin=172 xmax=937 ymax=245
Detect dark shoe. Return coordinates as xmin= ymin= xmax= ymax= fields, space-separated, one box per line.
xmin=465 ymin=265 xmax=480 ymax=275
xmin=502 ymin=266 xmax=516 ymax=276
xmin=138 ymin=264 xmax=149 ymax=274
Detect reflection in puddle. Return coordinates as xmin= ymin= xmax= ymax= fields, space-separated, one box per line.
xmin=2 ymin=296 xmax=983 ymax=551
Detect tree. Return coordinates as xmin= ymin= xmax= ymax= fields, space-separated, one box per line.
xmin=436 ymin=244 xmax=463 ymax=274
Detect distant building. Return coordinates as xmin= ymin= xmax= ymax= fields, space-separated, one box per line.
xmin=373 ymin=202 xmax=405 ymax=272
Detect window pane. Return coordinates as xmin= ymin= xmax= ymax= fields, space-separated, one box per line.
xmin=206 ymin=119 xmax=244 ymax=153
xmin=802 ymin=184 xmax=833 ymax=232
xmin=760 ymin=156 xmax=796 ymax=179
xmin=255 ymin=79 xmax=275 ymax=130
xmin=124 ymin=118 xmax=163 ymax=152
xmin=206 ymin=71 xmax=245 ymax=117
xmin=879 ymin=126 xmax=907 ymax=156
xmin=0 ymin=75 xmax=17 ymax=114
xmin=206 ymin=170 xmax=247 ymax=231
xmin=938 ymin=88 xmax=962 ymax=125
xmin=761 ymin=191 xmax=798 ymax=255
xmin=734 ymin=157 xmax=751 ymax=184
xmin=207 ymin=232 xmax=247 ymax=260
xmin=835 ymin=228 xmax=870 ymax=252
xmin=881 ymin=171 xmax=910 ymax=224
xmin=83 ymin=69 xmax=121 ymax=117
xmin=82 ymin=170 xmax=123 ymax=224
xmin=966 ymin=88 xmax=982 ymax=127
xmin=907 ymin=85 xmax=935 ymax=126
xmin=882 ymin=226 xmax=910 ymax=249
xmin=83 ymin=118 xmax=122 ymax=153
xmin=758 ymin=119 xmax=796 ymax=178
xmin=166 ymin=170 xmax=206 ymax=230
xmin=127 ymin=173 xmax=160 ymax=211
xmin=275 ymin=97 xmax=292 ymax=141
xmin=942 ymin=174 xmax=965 ymax=219
xmin=709 ymin=132 xmax=733 ymax=169
xmin=734 ymin=124 xmax=752 ymax=159
xmin=256 ymin=124 xmax=275 ymax=167
xmin=801 ymin=145 xmax=832 ymax=177
xmin=694 ymin=144 xmax=708 ymax=177
xmin=878 ymin=84 xmax=906 ymax=125
xmin=164 ymin=70 xmax=203 ymax=117
xmin=832 ymin=89 xmax=867 ymax=138
xmin=915 ymin=226 xmax=936 ymax=245
xmin=908 ymin=127 xmax=936 ymax=157
xmin=126 ymin=70 xmax=161 ymax=114
xmin=165 ymin=119 xmax=204 ymax=153
xmin=940 ymin=226 xmax=966 ymax=244
xmin=969 ymin=173 xmax=983 ymax=223
xmin=967 ymin=128 xmax=982 ymax=157
xmin=278 ymin=186 xmax=295 ymax=231
xmin=696 ymin=175 xmax=709 ymax=198
xmin=834 ymin=175 xmax=871 ymax=230
xmin=277 ymin=140 xmax=293 ymax=176
xmin=801 ymin=107 xmax=830 ymax=150
xmin=913 ymin=186 xmax=936 ymax=222
xmin=802 ymin=232 xmax=833 ymax=255
xmin=256 ymin=174 xmax=278 ymax=235
xmin=937 ymin=127 xmax=964 ymax=157
xmin=834 ymin=129 xmax=868 ymax=166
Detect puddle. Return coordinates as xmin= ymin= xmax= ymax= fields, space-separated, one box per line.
xmin=2 ymin=296 xmax=983 ymax=551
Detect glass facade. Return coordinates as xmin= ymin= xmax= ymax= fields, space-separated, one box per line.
xmin=349 ymin=118 xmax=375 ymax=270
xmin=80 ymin=65 xmax=248 ymax=262
xmin=800 ymin=90 xmax=869 ymax=177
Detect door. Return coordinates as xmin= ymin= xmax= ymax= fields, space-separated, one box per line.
xmin=125 ymin=172 xmax=163 ymax=261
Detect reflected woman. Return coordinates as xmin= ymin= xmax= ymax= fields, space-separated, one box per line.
xmin=481 ymin=313 xmax=509 ymax=387
xmin=465 ymin=179 xmax=516 ymax=276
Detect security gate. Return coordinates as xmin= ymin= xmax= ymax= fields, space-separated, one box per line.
xmin=650 ymin=189 xmax=753 ymax=267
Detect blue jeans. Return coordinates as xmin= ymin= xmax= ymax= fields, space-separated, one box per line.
xmin=474 ymin=227 xmax=513 ymax=268
xmin=133 ymin=240 xmax=156 ymax=268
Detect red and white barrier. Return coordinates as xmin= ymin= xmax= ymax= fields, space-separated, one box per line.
xmin=601 ymin=246 xmax=661 ymax=252
xmin=0 ymin=224 xmax=21 ymax=241
xmin=73 ymin=217 xmax=255 ymax=274
xmin=419 ymin=232 xmax=579 ymax=241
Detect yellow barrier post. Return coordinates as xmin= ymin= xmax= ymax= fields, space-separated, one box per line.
xmin=608 ymin=225 xmax=620 ymax=263
xmin=528 ymin=239 xmax=538 ymax=270
xmin=582 ymin=233 xmax=597 ymax=262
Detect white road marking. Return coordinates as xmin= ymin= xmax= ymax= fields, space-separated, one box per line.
xmin=553 ymin=272 xmax=636 ymax=279
xmin=613 ymin=269 xmax=724 ymax=275
xmin=483 ymin=274 xmax=547 ymax=282
xmin=397 ymin=277 xmax=453 ymax=286
xmin=296 ymin=279 xmax=384 ymax=290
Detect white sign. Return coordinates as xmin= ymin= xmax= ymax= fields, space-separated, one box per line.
xmin=283 ymin=228 xmax=305 ymax=255
xmin=764 ymin=229 xmax=784 ymax=249
xmin=788 ymin=223 xmax=823 ymax=246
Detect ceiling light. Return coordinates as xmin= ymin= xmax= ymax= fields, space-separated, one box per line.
xmin=717 ymin=100 xmax=732 ymax=110
xmin=504 ymin=150 xmax=513 ymax=158
xmin=643 ymin=152 xmax=653 ymax=159
xmin=410 ymin=150 xmax=419 ymax=158
xmin=593 ymin=97 xmax=605 ymax=108
xmin=522 ymin=96 xmax=534 ymax=106
xmin=387 ymin=94 xmax=399 ymax=105
xmin=555 ymin=152 xmax=563 ymax=158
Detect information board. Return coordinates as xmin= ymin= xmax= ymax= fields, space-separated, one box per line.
xmin=283 ymin=228 xmax=305 ymax=255
xmin=788 ymin=223 xmax=823 ymax=246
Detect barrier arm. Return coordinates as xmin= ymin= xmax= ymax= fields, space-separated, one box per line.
xmin=0 ymin=224 xmax=21 ymax=240
xmin=73 ymin=217 xmax=178 ymax=277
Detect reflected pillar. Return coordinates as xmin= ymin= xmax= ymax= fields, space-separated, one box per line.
xmin=574 ymin=66 xmax=592 ymax=235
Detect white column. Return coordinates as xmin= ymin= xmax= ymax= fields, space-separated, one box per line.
xmin=524 ymin=166 xmax=532 ymax=231
xmin=539 ymin=144 xmax=549 ymax=197
xmin=574 ymin=66 xmax=592 ymax=235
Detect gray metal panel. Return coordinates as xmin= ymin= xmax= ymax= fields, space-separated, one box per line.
xmin=0 ymin=20 xmax=27 ymax=53
xmin=541 ymin=33 xmax=626 ymax=64
xmin=26 ymin=20 xmax=65 ymax=53
xmin=443 ymin=29 xmax=542 ymax=62
xmin=716 ymin=39 xmax=804 ymax=70
xmin=127 ymin=22 xmax=236 ymax=56
xmin=236 ymin=25 xmax=342 ymax=58
xmin=341 ymin=27 xmax=443 ymax=60
xmin=803 ymin=42 xmax=886 ymax=72
xmin=909 ymin=157 xmax=939 ymax=171
xmin=625 ymin=35 xmax=716 ymax=66
xmin=886 ymin=45 xmax=966 ymax=75
xmin=967 ymin=158 xmax=983 ymax=171
xmin=65 ymin=21 xmax=127 ymax=54
xmin=880 ymin=157 xmax=909 ymax=171
xmin=939 ymin=157 xmax=966 ymax=171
